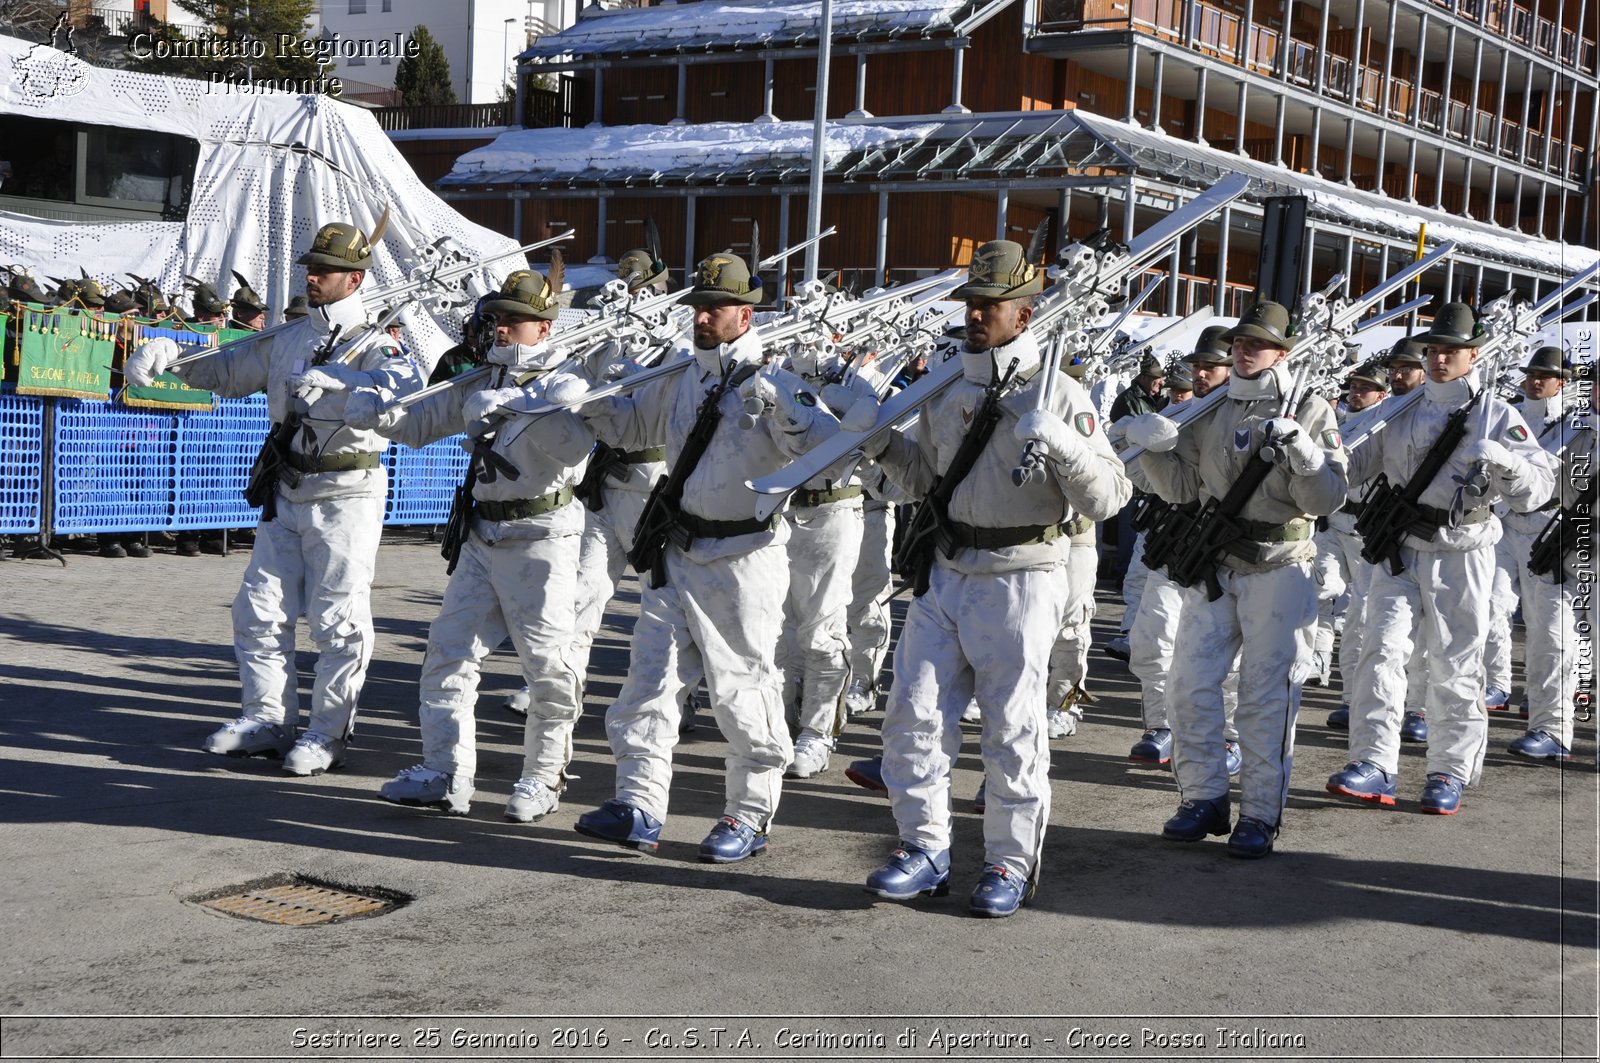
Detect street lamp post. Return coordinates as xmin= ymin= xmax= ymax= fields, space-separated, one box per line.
xmin=503 ymin=17 xmax=517 ymax=102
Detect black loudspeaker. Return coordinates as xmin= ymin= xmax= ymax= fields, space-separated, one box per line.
xmin=1256 ymin=196 xmax=1309 ymax=308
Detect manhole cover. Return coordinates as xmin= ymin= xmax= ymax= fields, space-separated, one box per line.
xmin=194 ymin=875 xmax=408 ymax=926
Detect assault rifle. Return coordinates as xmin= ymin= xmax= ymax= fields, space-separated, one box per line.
xmin=243 ymin=324 xmax=343 ymax=520
xmin=1158 ymin=365 xmax=1310 ymax=600
xmin=1353 ymin=385 xmax=1486 ymax=574
xmin=1528 ymin=485 xmax=1596 ymax=584
xmin=439 ymin=447 xmax=481 ymax=576
xmin=891 ymin=359 xmax=1020 ymax=597
xmin=627 ymin=362 xmax=762 ymax=588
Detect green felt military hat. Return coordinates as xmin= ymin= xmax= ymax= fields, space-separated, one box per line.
xmin=682 ymin=252 xmax=763 ymax=306
xmin=283 ymin=295 xmax=310 ymax=319
xmin=296 ymin=222 xmax=374 ymax=270
xmin=1415 ymin=302 xmax=1486 ymax=348
xmin=952 ymin=240 xmax=1044 ymax=301
xmin=1347 ymin=359 xmax=1389 ymax=388
xmin=1224 ymin=300 xmax=1294 ymax=347
xmin=1163 ymin=359 xmax=1195 ymax=393
xmin=185 ymin=276 xmax=227 ymax=316
xmin=1385 ymin=335 xmax=1427 ymax=366
xmin=484 ymin=269 xmax=561 ymax=321
xmin=617 ymin=247 xmax=667 ymax=292
xmin=1524 ymin=344 xmax=1573 ymax=378
xmin=7 ymin=269 xmax=48 ymax=305
xmin=103 ymin=289 xmax=138 ymax=315
xmin=230 ymin=271 xmax=268 ymax=315
xmin=1185 ymin=323 xmax=1234 ymax=366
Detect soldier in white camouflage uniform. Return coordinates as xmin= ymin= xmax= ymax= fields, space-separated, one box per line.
xmin=344 ymin=269 xmax=594 ymax=820
xmin=851 ymin=240 xmax=1131 ymax=916
xmin=1317 ymin=359 xmax=1392 ymax=732
xmin=568 ymin=253 xmax=840 ymax=863
xmin=124 ymin=221 xmax=422 ymax=776
xmin=1126 ymin=300 xmax=1349 ymax=858
xmin=1326 ymin=304 xmax=1553 ymax=814
xmin=1497 ymin=345 xmax=1588 ymax=760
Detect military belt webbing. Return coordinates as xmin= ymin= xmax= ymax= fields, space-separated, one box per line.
xmin=474 ymin=486 xmax=576 ymax=523
xmin=284 ymin=450 xmax=382 ymax=474
xmin=792 ymin=484 xmax=865 ymax=508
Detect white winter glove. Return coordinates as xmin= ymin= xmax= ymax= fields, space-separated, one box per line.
xmin=1105 ymin=420 xmax=1129 ymax=445
xmin=842 ymin=392 xmax=890 ymax=458
xmin=841 ymin=391 xmax=880 ymax=434
xmin=342 ymin=388 xmax=386 ymax=431
xmin=293 ymin=363 xmax=365 ymax=394
xmin=1261 ymin=416 xmax=1324 ymax=476
xmin=820 ymin=377 xmax=875 ymax=416
xmin=543 ymin=372 xmax=590 ymax=408
xmin=739 ymin=370 xmax=779 ymax=411
xmin=123 ymin=337 xmax=179 ymax=388
xmin=463 ymin=386 xmax=522 ymax=427
xmin=1123 ymin=412 xmax=1179 ymax=453
xmin=1462 ymin=438 xmax=1520 ymax=475
xmin=1014 ymin=408 xmax=1090 ymax=472
xmin=602 ymin=358 xmax=643 ymax=383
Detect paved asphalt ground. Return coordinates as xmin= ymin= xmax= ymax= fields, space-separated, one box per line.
xmin=1 ymin=529 xmax=1595 ymax=1062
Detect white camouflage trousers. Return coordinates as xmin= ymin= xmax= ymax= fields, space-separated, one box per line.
xmin=1349 ymin=544 xmax=1492 ymax=784
xmin=778 ymin=500 xmax=864 ymax=739
xmin=1483 ymin=531 xmax=1521 ymax=694
xmin=1167 ymin=562 xmax=1317 ymax=826
xmin=1120 ymin=529 xmax=1148 ymax=634
xmin=233 ymin=493 xmax=383 ymax=739
xmin=606 ymin=542 xmax=792 ymax=829
xmin=846 ymin=502 xmax=895 ymax=692
xmin=1317 ymin=525 xmax=1372 ymax=697
xmin=572 ymin=490 xmax=647 ymax=680
xmin=1046 ymin=537 xmax=1100 ymax=707
xmin=1503 ymin=522 xmax=1580 ymax=747
xmin=881 ymin=562 xmax=1069 ymax=881
xmin=417 ymin=528 xmax=582 ymax=785
xmin=1129 ymin=566 xmax=1239 ymax=734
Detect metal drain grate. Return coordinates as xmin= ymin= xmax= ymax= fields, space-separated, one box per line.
xmin=195 ymin=876 xmax=406 ymax=926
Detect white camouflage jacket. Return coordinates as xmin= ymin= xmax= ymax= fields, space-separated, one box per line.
xmin=174 ymin=291 xmax=420 ymax=505
xmin=1139 ymin=361 xmax=1349 ymax=573
xmin=876 ymin=329 xmax=1132 ymax=576
xmin=581 ymin=327 xmax=840 ymax=562
xmin=1344 ymin=370 xmax=1554 ymax=552
xmin=374 ymin=358 xmax=595 ymax=544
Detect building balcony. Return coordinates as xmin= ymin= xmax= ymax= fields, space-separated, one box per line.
xmin=1033 ymin=0 xmax=1591 ymax=184
xmin=1037 ymin=0 xmax=1596 ymax=75
xmin=1436 ymin=0 xmax=1597 ymax=73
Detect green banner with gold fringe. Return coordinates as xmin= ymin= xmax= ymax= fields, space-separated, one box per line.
xmin=117 ymin=321 xmax=217 ymax=412
xmin=15 ymin=306 xmax=116 ymax=400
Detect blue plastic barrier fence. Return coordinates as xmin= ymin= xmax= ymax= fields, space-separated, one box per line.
xmin=44 ymin=394 xmax=468 ymax=534
xmin=0 ymin=387 xmax=44 ymax=534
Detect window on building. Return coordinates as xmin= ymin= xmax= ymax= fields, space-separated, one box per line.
xmin=382 ymin=0 xmax=392 ymax=9
xmin=349 ymin=0 xmax=366 ymax=12
xmin=350 ymin=54 xmax=366 ymax=66
xmin=0 ymin=115 xmax=198 ymax=221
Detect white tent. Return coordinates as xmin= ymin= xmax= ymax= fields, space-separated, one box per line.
xmin=0 ymin=34 xmax=522 ymax=361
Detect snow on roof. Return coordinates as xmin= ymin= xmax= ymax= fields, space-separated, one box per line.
xmin=522 ymin=0 xmax=976 ymax=60
xmin=443 ymin=104 xmax=1595 ymax=282
xmin=1067 ymin=110 xmax=1600 ymax=279
xmin=444 ymin=119 xmax=941 ymax=186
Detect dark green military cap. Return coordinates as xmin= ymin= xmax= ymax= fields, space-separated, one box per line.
xmin=296 ymin=222 xmax=375 ymax=270
xmin=952 ymin=240 xmax=1044 ymax=301
xmin=484 ymin=269 xmax=561 ymax=321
